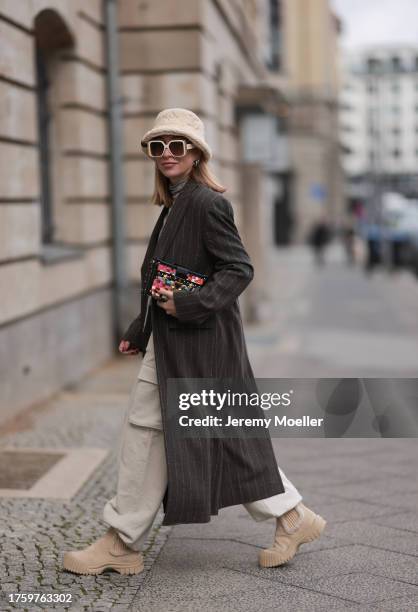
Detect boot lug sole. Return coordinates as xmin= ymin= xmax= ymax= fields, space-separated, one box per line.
xmin=63 ymin=557 xmax=144 ymax=576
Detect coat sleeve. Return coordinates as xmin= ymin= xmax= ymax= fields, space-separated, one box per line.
xmin=173 ymin=194 xmax=254 ymax=325
xmin=121 ymin=311 xmax=144 ymax=348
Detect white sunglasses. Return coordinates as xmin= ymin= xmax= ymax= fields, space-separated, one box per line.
xmin=146 ymin=139 xmax=195 ymax=158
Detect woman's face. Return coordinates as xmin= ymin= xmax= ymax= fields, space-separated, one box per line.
xmin=153 ymin=134 xmax=200 ymax=182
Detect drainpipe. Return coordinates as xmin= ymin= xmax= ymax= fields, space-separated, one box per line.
xmin=104 ymin=0 xmax=127 ymax=348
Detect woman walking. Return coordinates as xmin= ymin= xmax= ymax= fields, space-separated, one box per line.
xmin=63 ymin=108 xmax=326 ymax=576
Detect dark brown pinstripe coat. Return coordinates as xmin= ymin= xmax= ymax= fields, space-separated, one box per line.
xmin=122 ymin=178 xmax=285 ymax=525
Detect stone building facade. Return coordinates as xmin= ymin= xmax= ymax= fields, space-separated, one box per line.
xmin=283 ymin=0 xmax=344 ymax=241
xmin=0 ymin=0 xmax=289 ymax=423
xmin=1 ymin=1 xmax=112 ymax=424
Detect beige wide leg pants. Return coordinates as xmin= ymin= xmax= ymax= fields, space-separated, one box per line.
xmin=103 ymin=332 xmax=302 ymax=552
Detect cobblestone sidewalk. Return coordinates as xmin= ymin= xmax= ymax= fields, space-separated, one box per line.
xmin=0 ymin=355 xmax=170 ymax=611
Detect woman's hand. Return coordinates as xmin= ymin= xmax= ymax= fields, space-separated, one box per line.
xmin=151 ymin=287 xmax=178 ymax=317
xmin=118 ymin=340 xmax=140 ymax=355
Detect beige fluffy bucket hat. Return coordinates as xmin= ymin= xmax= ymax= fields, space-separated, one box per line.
xmin=140 ymin=108 xmax=212 ymax=162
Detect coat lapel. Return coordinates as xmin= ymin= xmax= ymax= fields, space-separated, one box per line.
xmin=153 ymin=178 xmax=200 ymax=260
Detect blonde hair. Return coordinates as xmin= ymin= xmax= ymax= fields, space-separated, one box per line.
xmin=150 ymin=150 xmax=226 ymax=207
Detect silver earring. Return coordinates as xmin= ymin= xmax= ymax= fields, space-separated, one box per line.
xmin=193 ymin=159 xmax=200 ymax=168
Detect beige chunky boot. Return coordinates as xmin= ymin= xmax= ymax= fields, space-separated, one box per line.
xmin=63 ymin=527 xmax=144 ymax=575
xmin=259 ymin=502 xmax=326 ymax=568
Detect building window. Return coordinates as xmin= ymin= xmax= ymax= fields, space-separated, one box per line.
xmin=265 ymin=0 xmax=282 ymax=71
xmin=392 ymin=126 xmax=401 ymax=135
xmin=34 ymin=9 xmax=74 ymax=244
xmin=391 ymin=56 xmax=403 ymax=73
xmin=391 ymin=80 xmax=400 ymax=93
xmin=367 ymin=57 xmax=381 ymax=73
xmin=35 ymin=45 xmax=53 ymax=243
xmin=392 ymin=148 xmax=401 ymax=158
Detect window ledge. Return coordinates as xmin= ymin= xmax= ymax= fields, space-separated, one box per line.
xmin=40 ymin=243 xmax=85 ymax=266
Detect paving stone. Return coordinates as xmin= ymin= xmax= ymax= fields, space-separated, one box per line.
xmin=370 ymin=594 xmax=418 ymax=611
xmin=227 ymin=543 xmax=378 ymax=587
xmin=324 ymin=520 xmax=418 ymax=556
xmin=369 ymin=491 xmax=418 ymax=513
xmin=371 ymin=510 xmax=418 ymax=534
xmin=306 ymin=572 xmax=418 ymax=606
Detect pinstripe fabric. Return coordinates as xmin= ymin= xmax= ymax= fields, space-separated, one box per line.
xmin=122 ymin=178 xmax=285 ymax=525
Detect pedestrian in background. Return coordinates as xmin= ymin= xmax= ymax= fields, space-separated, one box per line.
xmin=63 ymin=108 xmax=326 ymax=576
xmin=308 ymin=214 xmax=332 ymax=266
xmin=341 ymin=218 xmax=356 ymax=266
xmin=363 ymin=222 xmax=382 ymax=274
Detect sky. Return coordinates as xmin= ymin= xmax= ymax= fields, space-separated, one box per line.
xmin=331 ymin=0 xmax=418 ymax=50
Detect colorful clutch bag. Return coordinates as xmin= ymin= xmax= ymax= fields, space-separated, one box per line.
xmin=146 ymin=257 xmax=208 ymax=296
